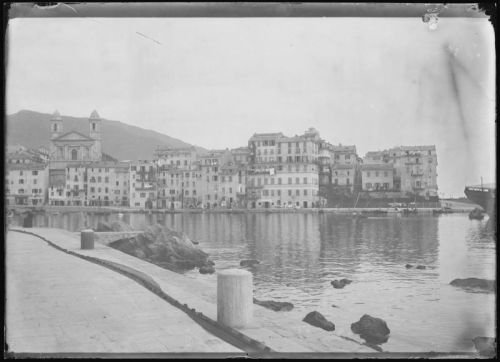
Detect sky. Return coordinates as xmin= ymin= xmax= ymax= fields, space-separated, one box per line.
xmin=6 ymin=16 xmax=495 ymax=197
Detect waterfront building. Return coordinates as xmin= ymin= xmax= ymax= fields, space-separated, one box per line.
xmin=197 ymin=150 xmax=232 ymax=209
xmin=47 ymin=110 xmax=104 ymax=204
xmin=129 ymin=160 xmax=157 ymax=209
xmin=247 ymin=128 xmax=320 ymax=208
xmin=220 ymin=161 xmax=247 ymax=208
xmin=363 ymin=145 xmax=438 ymax=199
xmin=360 ymin=164 xmax=394 ymax=191
xmin=332 ymin=144 xmax=359 ymax=166
xmin=331 ymin=164 xmax=357 ymax=193
xmin=86 ymin=162 xmax=130 ymax=206
xmin=230 ymin=147 xmax=251 ymax=166
xmin=6 ymin=162 xmax=49 ymax=206
xmin=154 ymin=146 xmax=197 ymax=168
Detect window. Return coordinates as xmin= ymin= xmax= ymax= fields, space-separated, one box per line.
xmin=98 ymin=188 xmax=101 ymax=192
xmin=384 ymin=171 xmax=388 ymax=177
xmin=19 ymin=179 xmax=24 ymax=184
xmin=71 ymin=149 xmax=78 ymax=160
xmin=367 ymin=172 xmax=371 ymax=177
xmin=295 ymin=177 xmax=299 ymax=184
xmin=278 ymin=178 xmax=282 ymax=185
xmin=365 ymin=183 xmax=372 ymax=189
xmin=303 ymin=177 xmax=307 ymax=184
xmin=92 ymin=122 xmax=96 ymax=131
xmin=98 ymin=176 xmax=102 ymax=183
xmin=288 ymin=177 xmax=292 ymax=184
xmin=296 ymin=190 xmax=300 ymax=196
xmin=288 ymin=190 xmax=292 ymax=196
xmin=334 ymin=178 xmax=338 ymax=185
xmin=32 ymin=171 xmax=38 ymax=176
xmin=277 ymin=190 xmax=281 ymax=196
xmin=304 ymin=190 xmax=307 ymax=196
xmin=90 ymin=187 xmax=95 ymax=193
xmin=140 ymin=192 xmax=146 ymax=198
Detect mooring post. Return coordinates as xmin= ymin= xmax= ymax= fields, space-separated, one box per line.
xmin=81 ymin=229 xmax=95 ymax=250
xmin=217 ymin=269 xmax=253 ymax=328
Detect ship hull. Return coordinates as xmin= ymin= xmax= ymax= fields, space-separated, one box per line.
xmin=464 ymin=186 xmax=496 ymax=218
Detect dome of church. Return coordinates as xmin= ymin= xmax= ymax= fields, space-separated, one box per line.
xmin=90 ymin=110 xmax=100 ymax=119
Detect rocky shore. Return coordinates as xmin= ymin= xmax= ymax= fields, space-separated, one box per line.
xmin=98 ymin=221 xmax=215 ymax=274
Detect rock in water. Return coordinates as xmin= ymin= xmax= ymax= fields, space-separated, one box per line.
xmin=450 ymin=278 xmax=496 ymax=293
xmin=351 ymin=314 xmax=390 ymax=344
xmin=253 ymin=298 xmax=294 ymax=311
xmin=199 ymin=265 xmax=215 ymax=274
xmin=303 ymin=311 xmax=335 ymax=331
xmin=331 ymin=279 xmax=352 ymax=289
xmin=96 ymin=220 xmax=134 ymax=232
xmin=416 ymin=265 xmax=426 ymax=270
xmin=405 ymin=264 xmax=414 ymax=269
xmin=240 ymin=259 xmax=261 ymax=267
xmin=109 ymin=223 xmax=210 ymax=272
xmin=473 ymin=337 xmax=496 ymax=357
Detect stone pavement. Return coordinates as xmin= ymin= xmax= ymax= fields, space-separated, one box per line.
xmin=5 ymin=230 xmax=241 ymax=353
xmin=8 ymin=227 xmax=374 ymax=354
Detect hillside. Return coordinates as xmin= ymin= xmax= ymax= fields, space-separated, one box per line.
xmin=6 ymin=110 xmax=205 ymax=160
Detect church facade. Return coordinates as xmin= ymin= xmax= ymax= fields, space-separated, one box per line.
xmin=49 ymin=110 xmax=102 ymax=169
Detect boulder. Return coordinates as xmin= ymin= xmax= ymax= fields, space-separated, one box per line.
xmin=253 ymin=298 xmax=294 ymax=311
xmin=303 ymin=311 xmax=335 ymax=331
xmin=331 ymin=279 xmax=352 ymax=289
xmin=405 ymin=264 xmax=414 ymax=269
xmin=109 ymin=223 xmax=210 ymax=272
xmin=473 ymin=337 xmax=496 ymax=357
xmin=331 ymin=304 xmax=339 ymax=308
xmin=240 ymin=259 xmax=261 ymax=267
xmin=96 ymin=220 xmax=134 ymax=232
xmin=416 ymin=265 xmax=426 ymax=270
xmin=450 ymin=278 xmax=496 ymax=293
xmin=351 ymin=314 xmax=390 ymax=344
xmin=199 ymin=265 xmax=215 ymax=274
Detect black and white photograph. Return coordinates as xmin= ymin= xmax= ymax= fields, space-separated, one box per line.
xmin=4 ymin=2 xmax=496 ymax=358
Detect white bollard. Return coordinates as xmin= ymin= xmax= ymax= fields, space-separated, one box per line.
xmin=217 ymin=269 xmax=253 ymax=328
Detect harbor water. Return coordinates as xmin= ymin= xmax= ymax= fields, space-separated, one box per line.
xmin=12 ymin=211 xmax=496 ymax=352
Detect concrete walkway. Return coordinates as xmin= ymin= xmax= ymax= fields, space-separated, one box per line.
xmin=5 ymin=230 xmax=241 ymax=353
xmin=7 ymin=227 xmax=374 ymax=354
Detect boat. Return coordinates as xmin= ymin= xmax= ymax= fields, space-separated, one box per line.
xmin=464 ymin=183 xmax=496 ymax=218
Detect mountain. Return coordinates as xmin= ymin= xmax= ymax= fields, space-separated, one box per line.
xmin=6 ymin=110 xmax=206 ymax=160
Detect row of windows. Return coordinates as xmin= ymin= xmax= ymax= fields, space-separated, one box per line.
xmin=16 ymin=179 xmax=38 ymax=185
xmin=15 ymin=188 xmax=43 ymax=194
xmin=365 ymin=183 xmax=391 ymax=190
xmin=16 ymin=170 xmax=39 ymax=176
xmin=262 ymin=189 xmax=315 ymax=197
xmin=365 ymin=171 xmax=390 ymax=177
xmin=250 ymin=177 xmax=318 ymax=186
